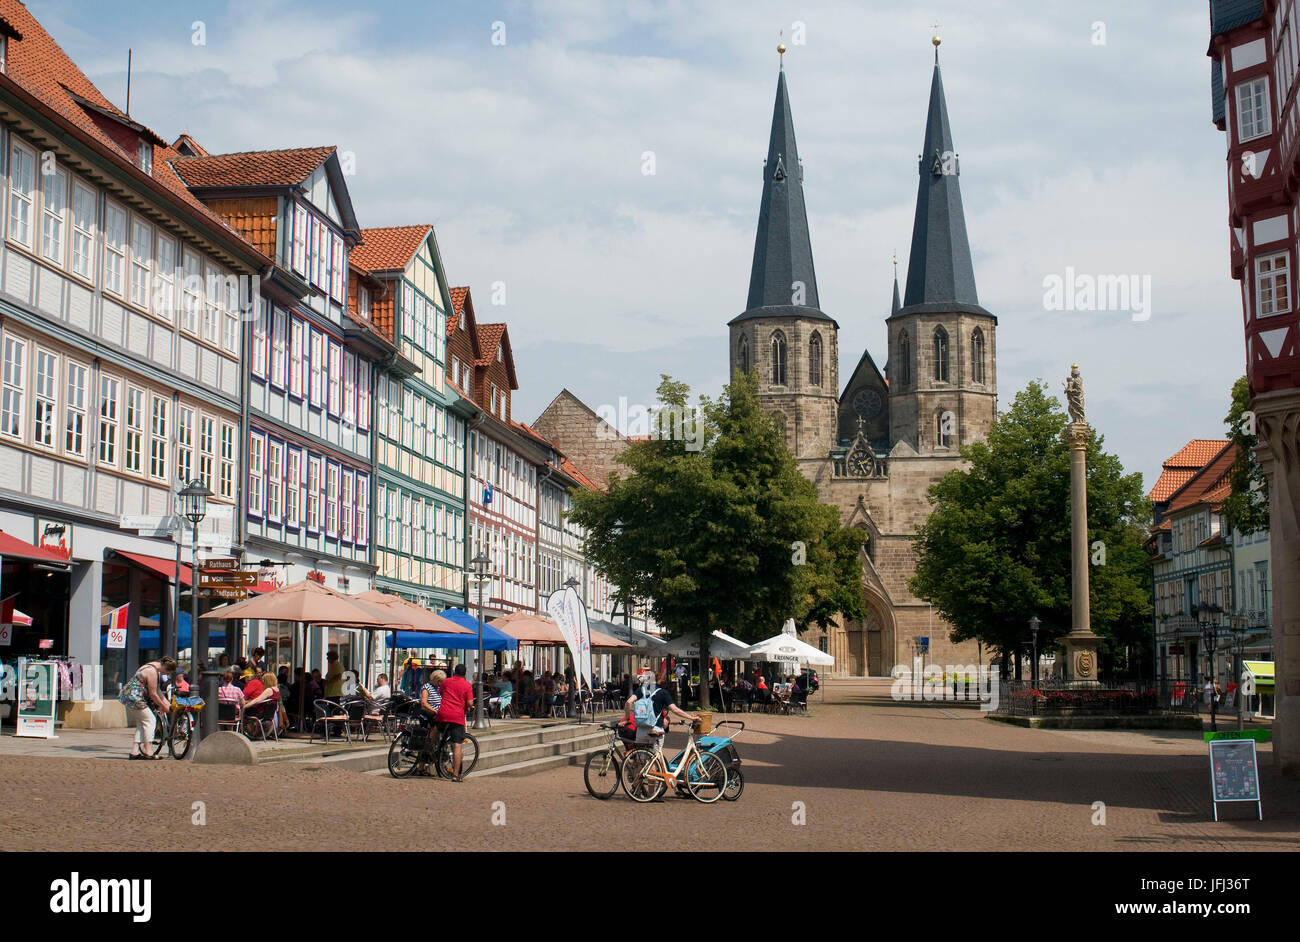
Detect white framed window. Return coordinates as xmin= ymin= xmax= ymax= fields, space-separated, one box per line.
xmin=359 ymin=286 xmax=370 ymax=319
xmin=357 ymin=365 xmax=370 ymax=431
xmin=124 ymin=386 xmax=145 ymax=474
xmin=376 ymin=483 xmax=387 ymax=548
xmin=1257 ymin=251 xmax=1291 ymax=316
xmin=1237 ymin=77 xmax=1271 ymax=142
xmin=252 ymin=303 xmax=268 ymax=378
xmin=181 ymin=247 xmax=201 ymax=335
xmin=153 ymin=233 xmax=175 ymax=322
xmin=310 ymin=329 xmax=323 ymax=407
xmin=266 ymin=439 xmax=282 ymax=523
xmin=290 ymin=318 xmax=304 ymax=399
xmin=307 ymin=456 xmax=321 ymax=532
xmin=8 ymin=141 xmax=34 ymax=248
xmin=343 ymin=351 xmax=356 ymax=428
xmin=64 ymin=360 xmax=87 ymax=458
xmin=342 ymin=469 xmax=354 ymax=543
xmin=401 ymin=493 xmax=411 ymax=554
xmin=247 ymin=432 xmax=264 ymax=518
xmin=33 ymin=348 xmax=57 ymax=449
xmin=331 ymin=231 xmax=344 ymax=300
xmin=315 ymin=220 xmax=329 ymax=289
xmin=328 ymin=340 xmax=341 ymax=415
xmin=98 ymin=375 xmax=119 ymax=466
xmin=356 ymin=473 xmax=368 ymax=546
xmin=413 ymin=497 xmax=424 ymax=559
xmin=221 ymin=274 xmax=239 ymax=354
xmin=41 ymin=167 xmax=67 ymax=264
xmin=137 ymin=140 xmax=152 ymax=175
xmin=327 ymin=463 xmax=339 ymax=537
xmin=175 ymin=405 xmax=194 ymax=484
xmin=201 ymin=261 xmax=221 ymax=345
xmin=70 ymin=181 xmax=95 ymax=279
xmin=149 ymin=394 xmax=168 ymax=480
xmin=219 ymin=421 xmax=236 ymax=499
xmin=103 ymin=201 xmax=127 ymax=296
xmin=286 ymin=448 xmax=301 ymax=529
xmin=292 ymin=204 xmax=307 ymax=275
xmin=198 ymin=414 xmax=214 ymax=492
xmin=271 ymin=307 xmax=286 ymax=388
xmin=129 ymin=217 xmax=152 ymax=309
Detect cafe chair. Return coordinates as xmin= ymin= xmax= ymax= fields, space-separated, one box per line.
xmin=309 ymin=698 xmax=352 ymax=744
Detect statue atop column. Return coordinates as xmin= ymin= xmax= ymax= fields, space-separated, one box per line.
xmin=1063 ymin=363 xmax=1085 ymax=425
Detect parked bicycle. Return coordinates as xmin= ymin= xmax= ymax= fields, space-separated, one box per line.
xmin=141 ymin=683 xmax=205 ymax=760
xmin=584 ymin=720 xmax=636 ymax=799
xmin=387 ymin=714 xmax=479 ymax=780
xmin=620 ymin=719 xmax=728 ymax=803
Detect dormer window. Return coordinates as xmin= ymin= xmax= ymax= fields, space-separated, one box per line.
xmin=496 ymin=345 xmax=502 ymax=363
xmin=137 ymin=140 xmax=152 ymax=174
xmin=359 ymin=286 xmax=371 ymax=318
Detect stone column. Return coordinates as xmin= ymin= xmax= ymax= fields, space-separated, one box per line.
xmin=1061 ymin=422 xmax=1100 ymax=686
xmin=1254 ymin=388 xmax=1300 ymax=776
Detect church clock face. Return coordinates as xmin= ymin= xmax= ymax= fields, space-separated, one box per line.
xmin=853 ymin=388 xmax=883 ymax=420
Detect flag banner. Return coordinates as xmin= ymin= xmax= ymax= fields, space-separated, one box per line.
xmin=107 ymin=603 xmax=129 ymax=650
xmin=546 ymin=587 xmax=592 ymax=695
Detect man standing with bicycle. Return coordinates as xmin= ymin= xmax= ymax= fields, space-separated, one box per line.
xmin=436 ymin=664 xmax=474 ymax=781
xmin=625 ymin=674 xmax=699 ymax=746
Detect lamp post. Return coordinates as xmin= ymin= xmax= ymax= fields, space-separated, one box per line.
xmin=1197 ymin=601 xmax=1223 ymax=732
xmin=1029 ymin=616 xmax=1041 ymax=690
xmin=469 ymin=550 xmax=491 ymax=730
xmin=177 ymin=479 xmax=212 ymax=748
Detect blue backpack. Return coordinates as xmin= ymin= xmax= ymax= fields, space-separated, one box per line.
xmin=633 ymin=688 xmax=659 ymax=729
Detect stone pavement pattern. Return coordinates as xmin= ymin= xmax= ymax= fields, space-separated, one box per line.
xmin=1 ymin=680 xmax=1297 ymax=851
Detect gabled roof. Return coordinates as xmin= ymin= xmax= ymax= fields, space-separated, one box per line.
xmin=1149 ymin=438 xmax=1231 ymax=502
xmin=1166 ymin=441 xmax=1237 ymax=515
xmin=730 ymin=68 xmax=834 ymax=327
xmin=896 ymin=58 xmax=992 ymax=320
xmin=447 ymin=285 xmax=481 ymax=359
xmin=561 ymin=457 xmax=596 ymax=490
xmin=172 ymin=146 xmax=335 ymax=189
xmin=351 ymin=225 xmax=433 ymax=274
xmin=171 ymin=133 xmax=208 ymax=157
xmin=0 ymin=0 xmax=266 ymax=261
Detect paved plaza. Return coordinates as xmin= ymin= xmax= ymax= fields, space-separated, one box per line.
xmin=1 ymin=680 xmax=1296 ymax=852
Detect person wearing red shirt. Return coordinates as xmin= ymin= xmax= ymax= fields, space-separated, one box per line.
xmin=435 ymin=664 xmax=475 ymax=781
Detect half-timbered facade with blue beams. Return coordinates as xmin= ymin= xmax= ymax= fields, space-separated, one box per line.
xmin=351 ymin=225 xmax=470 ymax=615
xmin=0 ymin=1 xmax=269 ymax=711
xmin=175 ymin=146 xmax=385 ymax=673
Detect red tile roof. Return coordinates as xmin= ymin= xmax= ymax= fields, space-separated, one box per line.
xmin=476 ymin=323 xmax=507 ymax=366
xmin=351 ymin=225 xmax=432 ymax=274
xmin=171 ymin=146 xmax=335 ymax=189
xmin=1165 ymin=442 xmax=1237 ymax=514
xmin=561 ymin=457 xmax=596 ymax=490
xmin=1148 ymin=438 xmax=1230 ymax=502
xmin=448 ymin=286 xmax=469 ymax=333
xmin=0 ymin=0 xmax=260 ymax=252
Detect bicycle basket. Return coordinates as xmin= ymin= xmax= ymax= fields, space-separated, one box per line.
xmin=406 ymin=723 xmax=430 ymax=748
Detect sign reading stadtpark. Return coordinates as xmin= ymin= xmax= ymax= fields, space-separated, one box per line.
xmin=16 ymin=659 xmax=56 ymax=738
xmin=198 ymin=586 xmax=249 ymax=600
xmin=1208 ymin=738 xmax=1262 ymax=821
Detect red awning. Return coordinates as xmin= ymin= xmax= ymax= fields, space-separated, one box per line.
xmin=113 ymin=550 xmax=194 ymax=587
xmin=250 ymin=581 xmax=279 ymax=595
xmin=0 ymin=530 xmax=72 ymax=565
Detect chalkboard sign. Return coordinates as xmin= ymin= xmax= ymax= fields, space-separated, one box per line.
xmin=1208 ymin=738 xmax=1262 ymax=821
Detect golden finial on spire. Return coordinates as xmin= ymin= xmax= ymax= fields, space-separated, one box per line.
xmin=778 ymin=30 xmax=786 ymax=68
xmin=932 ymin=22 xmax=941 ymax=61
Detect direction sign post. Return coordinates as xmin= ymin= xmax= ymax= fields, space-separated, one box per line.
xmin=199 ymin=571 xmax=256 ymax=588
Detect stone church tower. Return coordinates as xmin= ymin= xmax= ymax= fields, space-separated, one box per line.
xmin=730 ymin=46 xmax=997 ymax=675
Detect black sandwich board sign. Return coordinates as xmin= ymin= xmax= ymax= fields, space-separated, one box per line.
xmin=1208 ymin=737 xmax=1262 ymax=821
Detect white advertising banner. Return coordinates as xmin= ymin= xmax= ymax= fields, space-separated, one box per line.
xmin=546 ymin=587 xmax=592 ymax=695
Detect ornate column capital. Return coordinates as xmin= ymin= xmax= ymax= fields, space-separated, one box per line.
xmin=1063 ymin=421 xmax=1089 ymax=449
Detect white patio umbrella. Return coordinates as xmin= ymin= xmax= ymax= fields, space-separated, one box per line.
xmin=661 ymin=630 xmax=751 ymax=659
xmin=747 ymin=633 xmax=834 ymax=666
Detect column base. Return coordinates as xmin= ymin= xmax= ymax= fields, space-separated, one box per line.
xmin=1060 ymin=633 xmax=1101 ymax=688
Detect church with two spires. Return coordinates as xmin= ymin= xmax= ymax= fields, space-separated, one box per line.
xmin=731 ymin=39 xmax=997 ymax=674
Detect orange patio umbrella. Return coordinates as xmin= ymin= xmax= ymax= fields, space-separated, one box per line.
xmin=358 ymin=589 xmax=475 ymax=687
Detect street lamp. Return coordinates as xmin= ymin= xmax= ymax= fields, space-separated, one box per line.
xmin=1197 ymin=601 xmax=1223 ymax=732
xmin=469 ymin=550 xmax=491 ymax=730
xmin=1028 ymin=616 xmax=1041 ymax=689
xmin=177 ymin=479 xmax=212 ymax=751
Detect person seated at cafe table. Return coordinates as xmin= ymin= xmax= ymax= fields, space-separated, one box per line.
xmin=217 ymin=671 xmax=244 ymax=718
xmin=371 ymin=674 xmax=391 ymax=702
xmin=242 ymin=671 xmax=282 ymax=737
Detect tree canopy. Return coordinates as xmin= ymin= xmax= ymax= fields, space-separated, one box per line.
xmin=569 ymin=372 xmax=866 ymax=705
xmin=1222 ymin=375 xmax=1269 ymax=536
xmin=908 ymin=381 xmax=1152 ymax=679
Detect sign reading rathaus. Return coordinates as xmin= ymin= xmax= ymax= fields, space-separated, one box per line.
xmin=728 ymin=40 xmax=997 ymax=675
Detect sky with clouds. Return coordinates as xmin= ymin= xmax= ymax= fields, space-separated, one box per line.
xmin=31 ymin=0 xmax=1240 ymax=490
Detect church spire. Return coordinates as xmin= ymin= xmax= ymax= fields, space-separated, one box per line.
xmin=891 ymin=256 xmax=901 ymax=315
xmin=732 ymin=64 xmax=833 ymax=325
xmin=898 ymin=45 xmax=987 ymax=316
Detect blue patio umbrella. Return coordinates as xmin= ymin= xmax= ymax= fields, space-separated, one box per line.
xmin=384 ymin=625 xmax=516 ymax=651
xmin=101 ymin=611 xmax=225 ymax=650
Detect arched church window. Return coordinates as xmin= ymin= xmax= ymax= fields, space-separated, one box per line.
xmin=738 ymin=334 xmax=750 ymax=375
xmin=898 ymin=331 xmax=911 ymax=387
xmin=936 ymin=409 xmax=953 ymax=448
xmin=809 ymin=332 xmax=823 ymax=387
xmin=933 ymin=327 xmax=950 ymax=383
xmin=771 ymin=331 xmax=788 ymax=386
xmin=971 ymin=328 xmax=985 ymax=385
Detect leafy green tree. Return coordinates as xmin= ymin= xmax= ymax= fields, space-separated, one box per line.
xmin=909 ymin=381 xmax=1152 ymax=680
xmin=569 ymin=372 xmax=866 ymax=708
xmin=1222 ymin=375 xmax=1269 ymax=535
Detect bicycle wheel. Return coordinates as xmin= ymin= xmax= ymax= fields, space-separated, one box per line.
xmin=437 ymin=730 xmax=479 ymax=779
xmin=387 ymin=732 xmax=420 ymax=778
xmin=723 ymin=766 xmax=744 ymax=801
xmin=140 ymin=713 xmax=166 ymax=758
xmin=684 ymin=752 xmax=728 ymax=803
xmin=621 ymin=748 xmax=666 ymax=802
xmin=583 ymin=748 xmax=622 ymax=799
xmin=168 ymin=713 xmax=193 ymax=760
